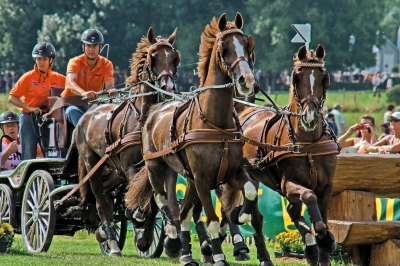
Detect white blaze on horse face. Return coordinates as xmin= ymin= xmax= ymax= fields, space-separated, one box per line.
xmin=306 ymin=109 xmax=315 ymax=125
xmin=233 ymin=36 xmax=254 ymax=90
xmin=164 ymin=49 xmax=170 ymax=58
xmin=309 ymin=70 xmax=315 ymax=95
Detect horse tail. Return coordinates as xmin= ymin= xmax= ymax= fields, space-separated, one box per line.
xmin=218 ymin=183 xmax=243 ymax=215
xmin=78 ymin=155 xmax=95 ymax=206
xmin=125 ymin=166 xmax=153 ymax=212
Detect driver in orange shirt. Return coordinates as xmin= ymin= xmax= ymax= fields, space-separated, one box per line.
xmin=61 ymin=29 xmax=116 ymax=126
xmin=9 ymin=42 xmax=65 ymax=160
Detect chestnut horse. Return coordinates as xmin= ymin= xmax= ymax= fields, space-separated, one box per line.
xmin=126 ymin=13 xmax=274 ymax=266
xmin=240 ymin=45 xmax=339 ymax=266
xmin=75 ymin=27 xmax=179 ymax=257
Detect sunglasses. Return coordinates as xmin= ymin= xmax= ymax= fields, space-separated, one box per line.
xmin=389 ymin=118 xmax=400 ymax=122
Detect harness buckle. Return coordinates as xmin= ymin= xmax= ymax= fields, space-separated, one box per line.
xmin=292 ymin=145 xmax=302 ymax=153
xmin=233 ymin=132 xmax=241 ymax=140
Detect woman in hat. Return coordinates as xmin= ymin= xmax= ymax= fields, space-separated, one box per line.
xmin=367 ymin=112 xmax=400 ymax=154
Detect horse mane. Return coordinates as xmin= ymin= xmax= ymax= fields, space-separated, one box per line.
xmin=125 ymin=35 xmax=173 ymax=86
xmin=198 ymin=18 xmax=238 ymax=87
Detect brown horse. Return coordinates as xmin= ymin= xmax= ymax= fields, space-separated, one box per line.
xmin=240 ymin=45 xmax=339 ymax=266
xmin=74 ymin=27 xmax=179 ymax=257
xmin=126 ymin=13 xmax=274 ymax=266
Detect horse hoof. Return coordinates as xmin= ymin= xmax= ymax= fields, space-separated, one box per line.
xmin=200 ymin=240 xmax=212 ymax=256
xmin=260 ymin=259 xmax=274 ymax=266
xmin=233 ymin=241 xmax=250 ymax=261
xmin=305 ymin=244 xmax=318 ymax=266
xmin=235 ymin=251 xmax=250 ymax=261
xmin=180 ymin=255 xmax=199 ymax=266
xmin=201 ymin=254 xmax=213 ymax=264
xmin=109 ymin=251 xmax=122 ymax=257
xmin=164 ymin=236 xmax=182 ymax=258
xmin=213 ymin=260 xmax=230 ymax=266
xmin=95 ymin=227 xmax=107 ymax=243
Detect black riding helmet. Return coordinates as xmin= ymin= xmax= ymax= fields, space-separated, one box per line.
xmin=32 ymin=42 xmax=56 ymax=59
xmin=0 ymin=111 xmax=19 ymax=132
xmin=81 ymin=29 xmax=104 ymax=45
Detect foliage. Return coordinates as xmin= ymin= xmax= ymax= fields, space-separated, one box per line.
xmin=387 ymin=85 xmax=400 ymax=105
xmin=275 ymin=231 xmax=304 ymax=254
xmin=0 ymin=222 xmax=14 ymax=241
xmin=0 ymin=0 xmax=396 ymax=77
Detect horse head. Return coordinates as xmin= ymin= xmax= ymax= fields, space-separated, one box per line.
xmin=143 ymin=27 xmax=180 ymax=93
xmin=214 ymin=12 xmax=255 ymax=96
xmin=291 ymin=45 xmax=330 ymax=132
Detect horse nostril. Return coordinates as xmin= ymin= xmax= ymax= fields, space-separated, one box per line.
xmin=238 ymin=75 xmax=246 ymax=86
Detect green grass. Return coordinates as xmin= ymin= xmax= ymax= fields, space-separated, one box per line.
xmin=0 ymin=233 xmax=352 ymax=266
xmin=0 ymin=233 xmax=296 ymax=266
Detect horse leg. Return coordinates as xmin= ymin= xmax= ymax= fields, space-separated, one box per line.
xmin=148 ymin=162 xmax=182 ymax=258
xmin=192 ymin=198 xmax=213 ymax=264
xmin=287 ymin=202 xmax=318 ymax=266
xmin=285 ymin=181 xmax=335 ymax=266
xmin=135 ymin=196 xmax=159 ymax=252
xmin=195 ymin=179 xmax=229 ymax=266
xmin=222 ymin=168 xmax=273 ymax=265
xmin=166 ymin=173 xmax=181 ymax=234
xmin=217 ymin=186 xmax=250 ymax=262
xmin=179 ymin=181 xmax=199 ymax=266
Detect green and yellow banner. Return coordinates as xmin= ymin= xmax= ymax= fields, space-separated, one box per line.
xmin=176 ymin=175 xmax=400 ymax=238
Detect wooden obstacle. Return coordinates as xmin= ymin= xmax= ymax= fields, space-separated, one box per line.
xmin=328 ymin=153 xmax=400 ymax=265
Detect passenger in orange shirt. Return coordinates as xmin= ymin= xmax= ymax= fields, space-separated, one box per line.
xmin=62 ymin=29 xmax=116 ymax=126
xmin=9 ymin=42 xmax=65 ymax=160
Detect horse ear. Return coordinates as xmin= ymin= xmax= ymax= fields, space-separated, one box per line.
xmin=324 ymin=71 xmax=330 ymax=89
xmin=297 ymin=46 xmax=307 ymax=60
xmin=234 ymin=12 xmax=244 ymax=29
xmin=174 ymin=50 xmax=181 ymax=67
xmin=168 ymin=28 xmax=177 ymax=46
xmin=247 ymin=35 xmax=255 ymax=53
xmin=218 ymin=13 xmax=227 ymax=31
xmin=315 ymin=44 xmax=325 ymax=60
xmin=147 ymin=27 xmax=156 ymax=44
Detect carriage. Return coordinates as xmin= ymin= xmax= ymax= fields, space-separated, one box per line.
xmin=0 ymin=86 xmax=166 ymax=256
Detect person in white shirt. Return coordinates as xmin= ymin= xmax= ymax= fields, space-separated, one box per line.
xmin=0 ymin=111 xmax=42 ymax=170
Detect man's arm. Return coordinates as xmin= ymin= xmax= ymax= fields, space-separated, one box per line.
xmin=66 ymin=73 xmax=97 ymax=100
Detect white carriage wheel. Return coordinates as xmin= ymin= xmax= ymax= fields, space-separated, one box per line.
xmin=0 ymin=184 xmax=16 ymax=227
xmin=21 ymin=170 xmax=56 ymax=252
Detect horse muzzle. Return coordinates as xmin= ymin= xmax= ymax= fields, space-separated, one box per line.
xmin=301 ymin=105 xmax=319 ymax=131
xmin=159 ymin=74 xmax=176 ymax=93
xmin=235 ymin=73 xmax=254 ymax=96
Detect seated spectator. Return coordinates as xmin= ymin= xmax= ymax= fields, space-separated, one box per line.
xmin=378 ymin=123 xmax=392 ymax=140
xmin=383 ymin=103 xmax=395 ymax=124
xmin=337 ymin=115 xmax=377 ymax=154
xmin=367 ymin=112 xmax=400 ymax=154
xmin=0 ymin=111 xmax=41 ymax=170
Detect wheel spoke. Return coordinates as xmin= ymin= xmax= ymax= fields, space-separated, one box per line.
xmin=29 ymin=188 xmax=38 ymax=207
xmin=41 ymin=200 xmax=50 ymax=211
xmin=26 ymin=199 xmax=35 ymax=211
xmin=39 ymin=215 xmax=49 ymax=228
xmin=24 ymin=216 xmax=34 ymax=227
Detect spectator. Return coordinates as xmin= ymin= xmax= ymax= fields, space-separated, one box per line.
xmin=337 ymin=115 xmax=377 ymax=154
xmin=378 ymin=123 xmax=392 ymax=140
xmin=326 ymin=113 xmax=338 ymax=136
xmin=367 ymin=112 xmax=400 ymax=154
xmin=61 ymin=29 xmax=116 ymax=127
xmin=9 ymin=42 xmax=65 ymax=160
xmin=383 ymin=104 xmax=395 ymax=124
xmin=0 ymin=111 xmax=41 ymax=169
xmin=331 ymin=103 xmax=347 ymax=136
